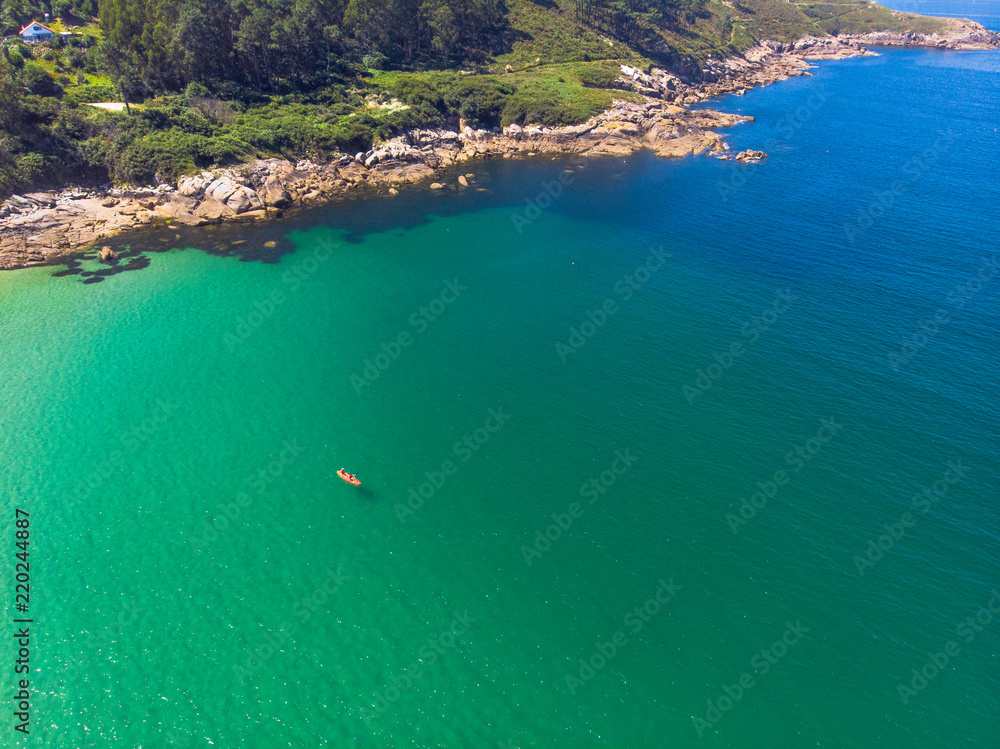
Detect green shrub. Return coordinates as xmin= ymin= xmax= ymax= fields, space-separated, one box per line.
xmin=21 ymin=63 xmax=61 ymax=97
xmin=570 ymin=61 xmax=623 ymax=89
xmin=500 ymin=81 xmax=609 ymax=127
xmin=112 ymin=130 xmax=205 ymax=182
xmin=200 ymin=133 xmax=252 ymax=163
xmin=329 ymin=115 xmax=375 ymax=152
xmin=64 ymin=82 xmax=118 ymax=104
xmin=7 ymin=46 xmax=25 ymax=68
xmin=14 ymin=152 xmax=46 ymax=184
xmin=447 ymin=78 xmax=512 ymax=126
xmin=363 ymin=52 xmax=389 ymax=71
xmin=185 ymin=81 xmax=210 ymax=98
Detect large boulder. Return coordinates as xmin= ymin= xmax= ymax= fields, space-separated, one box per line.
xmin=177 ymin=172 xmax=214 ymax=198
xmin=156 ymin=199 xmax=207 ymax=226
xmin=192 ymin=200 xmax=235 ymax=222
xmin=262 ymin=176 xmax=292 ymax=208
xmin=224 ymin=187 xmax=262 ymax=214
xmin=206 ymin=177 xmax=239 ymax=204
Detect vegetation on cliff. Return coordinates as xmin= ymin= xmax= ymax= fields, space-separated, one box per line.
xmin=0 ymin=0 xmax=958 ymax=197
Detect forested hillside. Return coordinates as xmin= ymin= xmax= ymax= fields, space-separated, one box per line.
xmin=0 ymin=0 xmax=952 ymax=198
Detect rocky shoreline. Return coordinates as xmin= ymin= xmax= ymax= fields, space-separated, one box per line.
xmin=1 ymin=24 xmax=995 ymax=270
xmin=836 ymin=15 xmax=1000 ymax=50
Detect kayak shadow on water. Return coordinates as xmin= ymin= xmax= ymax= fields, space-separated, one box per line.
xmin=354 ymin=486 xmax=377 ymax=501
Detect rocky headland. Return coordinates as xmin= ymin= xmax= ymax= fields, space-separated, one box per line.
xmin=0 ymin=22 xmax=995 ymax=270
xmin=836 ymin=15 xmax=999 ymax=49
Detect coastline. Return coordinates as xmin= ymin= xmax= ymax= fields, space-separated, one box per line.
xmin=1 ymin=25 xmax=996 ymax=271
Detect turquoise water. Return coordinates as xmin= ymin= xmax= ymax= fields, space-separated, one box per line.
xmin=2 ymin=46 xmax=999 ymax=748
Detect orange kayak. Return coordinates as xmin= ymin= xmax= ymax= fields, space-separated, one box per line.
xmin=337 ymin=469 xmax=361 ymax=486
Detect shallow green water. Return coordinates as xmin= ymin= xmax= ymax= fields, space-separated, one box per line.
xmin=1 ymin=46 xmax=998 ymax=748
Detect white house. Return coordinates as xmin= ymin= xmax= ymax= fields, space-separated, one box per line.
xmin=20 ymin=21 xmax=55 ymax=43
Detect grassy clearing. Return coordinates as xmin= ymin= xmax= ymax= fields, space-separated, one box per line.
xmin=795 ymin=1 xmax=947 ymax=34
xmin=371 ymin=60 xmax=641 ymax=129
xmin=496 ymin=61 xmax=642 ymax=126
xmin=733 ymin=0 xmax=947 ymax=39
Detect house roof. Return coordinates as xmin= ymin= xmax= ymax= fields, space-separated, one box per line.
xmin=20 ymin=21 xmax=56 ymax=34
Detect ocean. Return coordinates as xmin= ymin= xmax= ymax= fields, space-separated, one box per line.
xmin=0 ymin=14 xmax=997 ymax=749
